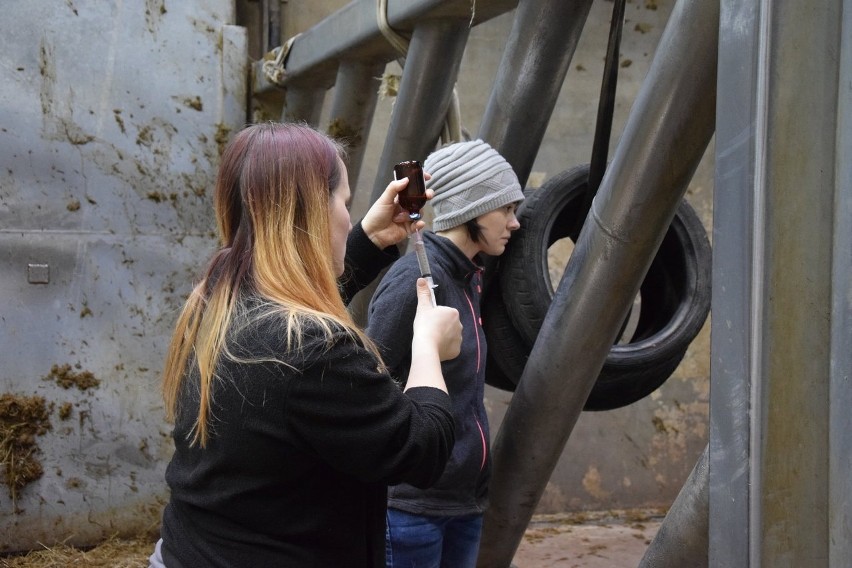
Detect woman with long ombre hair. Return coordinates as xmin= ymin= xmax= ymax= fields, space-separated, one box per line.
xmin=150 ymin=122 xmax=461 ymax=568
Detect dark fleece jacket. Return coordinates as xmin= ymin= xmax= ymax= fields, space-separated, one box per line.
xmin=367 ymin=230 xmax=491 ymax=516
xmin=160 ymin=224 xmax=455 ymax=568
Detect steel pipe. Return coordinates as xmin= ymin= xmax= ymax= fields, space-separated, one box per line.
xmin=477 ymin=0 xmax=719 ymax=564
xmin=281 ymin=86 xmax=326 ymax=125
xmin=252 ymin=0 xmax=517 ymax=93
xmin=369 ymin=19 xmax=471 ymax=201
xmin=327 ymin=59 xmax=385 ymax=190
xmin=478 ymin=0 xmax=594 ymax=186
xmin=711 ymin=0 xmax=849 ymax=564
xmin=639 ymin=445 xmax=709 ymax=567
xmin=829 ymin=4 xmax=852 ymax=563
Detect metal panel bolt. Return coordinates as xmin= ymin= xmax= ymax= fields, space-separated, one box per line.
xmin=27 ymin=263 xmax=50 ymax=284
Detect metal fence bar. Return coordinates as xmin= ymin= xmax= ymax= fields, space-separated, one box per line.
xmin=477 ymin=0 xmax=719 ymax=564
xmin=829 ymin=3 xmax=852 ymax=563
xmin=479 ymin=0 xmax=594 ymax=186
xmin=369 ymin=19 xmax=471 ymax=201
xmin=711 ymin=0 xmax=847 ymax=564
xmin=252 ymin=0 xmax=517 ymax=94
xmin=327 ymin=60 xmax=385 ymax=188
xmin=638 ymin=445 xmax=709 ymax=567
xmin=281 ymin=87 xmax=326 ymax=125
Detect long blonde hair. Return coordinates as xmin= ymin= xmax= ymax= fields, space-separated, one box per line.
xmin=162 ymin=122 xmax=378 ymax=446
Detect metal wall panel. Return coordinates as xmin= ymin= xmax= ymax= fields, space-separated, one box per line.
xmin=0 ymin=1 xmax=246 ymax=551
xmin=712 ymin=0 xmax=848 ymax=565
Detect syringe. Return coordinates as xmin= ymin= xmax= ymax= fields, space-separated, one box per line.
xmin=411 ymin=227 xmax=437 ymax=307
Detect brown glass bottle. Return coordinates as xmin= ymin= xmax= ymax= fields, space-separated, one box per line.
xmin=393 ymin=160 xmax=427 ymax=220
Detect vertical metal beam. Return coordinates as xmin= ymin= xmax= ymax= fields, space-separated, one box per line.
xmin=326 ymin=60 xmax=384 ymax=192
xmin=829 ymin=3 xmax=852 ymax=564
xmin=712 ymin=0 xmax=845 ymax=565
xmin=478 ymin=0 xmax=718 ymax=564
xmin=708 ymin=0 xmax=760 ymax=561
xmin=370 ymin=19 xmax=471 ymax=201
xmin=478 ymin=0 xmax=594 ymax=186
xmin=264 ymin=0 xmax=281 ymax=51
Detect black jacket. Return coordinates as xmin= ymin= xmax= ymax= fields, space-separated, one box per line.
xmin=367 ymin=231 xmax=491 ymax=516
xmin=160 ymin=224 xmax=455 ymax=567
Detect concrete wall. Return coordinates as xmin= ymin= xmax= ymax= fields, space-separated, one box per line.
xmin=284 ymin=0 xmax=712 ymax=514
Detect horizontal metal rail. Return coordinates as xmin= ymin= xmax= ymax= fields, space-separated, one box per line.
xmin=252 ymin=0 xmax=517 ymax=93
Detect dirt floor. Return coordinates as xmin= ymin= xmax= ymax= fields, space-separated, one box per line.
xmin=0 ymin=509 xmax=663 ymax=567
xmin=512 ymin=509 xmax=663 ymax=567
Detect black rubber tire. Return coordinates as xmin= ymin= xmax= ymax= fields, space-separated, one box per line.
xmin=481 ymin=271 xmax=687 ymax=409
xmin=482 ymin=274 xmax=688 ymax=410
xmin=482 ymin=270 xmax=528 ymax=390
xmin=483 ymin=349 xmax=520 ymax=392
xmin=491 ymin=163 xmax=711 ymax=409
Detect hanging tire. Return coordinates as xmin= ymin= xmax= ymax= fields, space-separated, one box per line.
xmin=482 ymin=266 xmax=690 ymax=410
xmin=482 ymin=270 xmax=528 ymax=390
xmin=490 ymin=163 xmax=711 ymax=409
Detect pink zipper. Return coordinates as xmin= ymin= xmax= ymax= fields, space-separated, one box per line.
xmin=463 ymin=272 xmax=482 ymax=373
xmin=475 ymin=417 xmax=487 ymax=471
xmin=467 ymin=269 xmax=486 ymax=470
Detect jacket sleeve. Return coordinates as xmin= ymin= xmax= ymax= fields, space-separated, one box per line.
xmin=339 ymin=221 xmax=400 ymax=304
xmin=283 ymin=331 xmax=455 ymax=488
xmin=364 ymin=254 xmax=420 ymax=381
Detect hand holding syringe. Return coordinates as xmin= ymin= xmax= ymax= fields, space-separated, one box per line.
xmin=394 ymin=160 xmax=437 ymax=307
xmin=410 ymin=228 xmax=437 ymax=307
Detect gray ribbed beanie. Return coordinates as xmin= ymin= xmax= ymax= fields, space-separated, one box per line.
xmin=424 ymin=139 xmax=524 ymax=231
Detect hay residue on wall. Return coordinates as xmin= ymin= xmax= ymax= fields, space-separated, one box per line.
xmin=43 ymin=364 xmax=100 ymax=391
xmin=0 ymin=394 xmax=52 ymax=507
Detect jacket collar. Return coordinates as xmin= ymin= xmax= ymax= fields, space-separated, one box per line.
xmin=422 ymin=230 xmax=484 ymax=285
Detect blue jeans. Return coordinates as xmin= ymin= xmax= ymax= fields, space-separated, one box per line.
xmin=385 ymin=508 xmax=484 ymax=568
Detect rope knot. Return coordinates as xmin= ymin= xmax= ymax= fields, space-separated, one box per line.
xmin=261 ymin=34 xmax=301 ymax=87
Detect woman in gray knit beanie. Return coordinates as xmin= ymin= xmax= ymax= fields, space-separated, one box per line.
xmin=367 ymin=139 xmax=524 ymax=568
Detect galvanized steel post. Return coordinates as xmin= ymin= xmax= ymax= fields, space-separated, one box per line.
xmin=478 ymin=0 xmax=594 ymax=186
xmin=711 ymin=0 xmax=851 ymax=564
xmin=478 ymin=0 xmax=719 ymax=563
